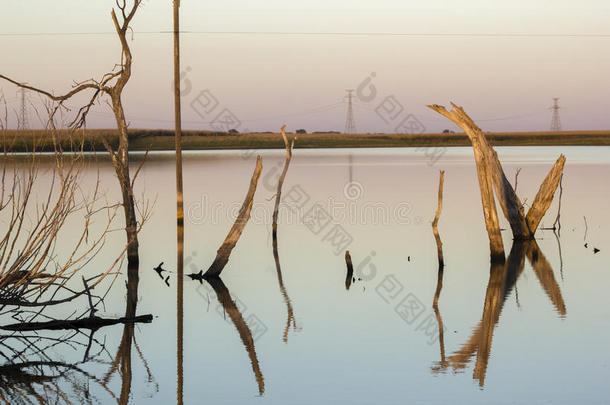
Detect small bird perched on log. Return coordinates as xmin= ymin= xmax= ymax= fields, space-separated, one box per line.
xmin=153 ymin=262 xmax=167 ymax=279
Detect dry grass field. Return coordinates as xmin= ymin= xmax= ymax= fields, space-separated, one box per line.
xmin=3 ymin=128 xmax=610 ymax=152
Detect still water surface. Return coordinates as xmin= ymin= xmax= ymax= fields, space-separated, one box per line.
xmin=3 ymin=146 xmax=609 ymax=404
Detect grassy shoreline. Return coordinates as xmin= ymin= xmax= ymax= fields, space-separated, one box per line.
xmin=3 ymin=129 xmax=610 ymax=152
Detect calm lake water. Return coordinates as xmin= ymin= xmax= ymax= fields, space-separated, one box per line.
xmin=2 ymin=146 xmax=609 ymax=404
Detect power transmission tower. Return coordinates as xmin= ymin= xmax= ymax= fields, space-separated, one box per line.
xmin=18 ymin=87 xmax=29 ymax=130
xmin=550 ymin=97 xmax=562 ymax=132
xmin=344 ymin=89 xmax=356 ymax=135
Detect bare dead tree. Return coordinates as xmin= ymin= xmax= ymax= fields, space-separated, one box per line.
xmin=0 ymin=0 xmax=145 ymax=266
xmin=272 ymin=125 xmax=295 ymax=240
xmin=428 ymin=103 xmax=566 ymax=261
xmin=271 ymin=125 xmax=298 ymax=341
xmin=0 ymin=109 xmax=152 ymax=325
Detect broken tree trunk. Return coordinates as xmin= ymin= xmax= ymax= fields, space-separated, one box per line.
xmin=205 ymin=156 xmax=263 ymax=277
xmin=428 ymin=104 xmax=505 ymax=261
xmin=272 ymin=125 xmax=295 ymax=242
xmin=428 ymin=103 xmax=566 ymax=245
xmin=432 ymin=170 xmax=445 ymax=269
xmin=525 ymin=155 xmax=566 ymax=234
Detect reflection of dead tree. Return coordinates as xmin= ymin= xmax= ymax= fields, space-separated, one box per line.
xmin=0 ymin=263 xmax=155 ymax=404
xmin=271 ymin=126 xmax=298 ymax=341
xmin=204 ymin=156 xmax=263 ymax=277
xmin=206 ymin=277 xmax=265 ymax=396
xmin=428 ymin=103 xmax=565 ymax=261
xmin=103 ymin=262 xmax=142 ymax=405
xmin=433 ymin=239 xmax=566 ymax=386
xmin=1 ymin=0 xmax=145 ymax=265
xmin=0 ymin=325 xmax=119 ymax=404
xmin=273 ymin=239 xmax=297 ymax=342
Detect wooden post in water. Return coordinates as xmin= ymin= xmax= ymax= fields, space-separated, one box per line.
xmin=432 ymin=170 xmax=445 ymax=269
xmin=173 ymin=1 xmax=184 ymax=404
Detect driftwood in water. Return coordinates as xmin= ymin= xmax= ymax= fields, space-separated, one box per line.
xmin=206 ymin=277 xmax=265 ymax=395
xmin=432 ymin=171 xmax=445 ymax=269
xmin=205 ymin=156 xmax=263 ymax=277
xmin=345 ymin=251 xmax=354 ymax=290
xmin=428 ymin=103 xmax=566 ymax=253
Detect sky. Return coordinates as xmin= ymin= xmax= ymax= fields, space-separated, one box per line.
xmin=1 ymin=0 xmax=609 ymax=133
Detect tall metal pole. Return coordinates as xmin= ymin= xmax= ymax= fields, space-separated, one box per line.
xmin=173 ymin=1 xmax=184 ymax=404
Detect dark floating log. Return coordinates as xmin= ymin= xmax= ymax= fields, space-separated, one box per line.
xmin=1 ymin=314 xmax=153 ymax=332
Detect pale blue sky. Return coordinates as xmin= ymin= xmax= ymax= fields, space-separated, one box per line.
xmin=1 ymin=0 xmax=609 ymax=132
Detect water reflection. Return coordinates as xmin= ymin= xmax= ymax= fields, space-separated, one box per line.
xmin=104 ymin=262 xmax=141 ymax=405
xmin=205 ymin=277 xmax=265 ymax=395
xmin=0 ymin=262 xmax=155 ymax=404
xmin=272 ymin=232 xmax=298 ymax=343
xmin=433 ymin=240 xmax=566 ymax=386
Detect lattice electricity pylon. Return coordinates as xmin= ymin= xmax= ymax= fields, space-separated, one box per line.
xmin=344 ymin=89 xmax=356 ymax=135
xmin=550 ymin=98 xmax=562 ymax=132
xmin=18 ymin=87 xmax=29 ymax=130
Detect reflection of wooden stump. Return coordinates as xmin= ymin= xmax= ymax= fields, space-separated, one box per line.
xmin=206 ymin=277 xmax=265 ymax=395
